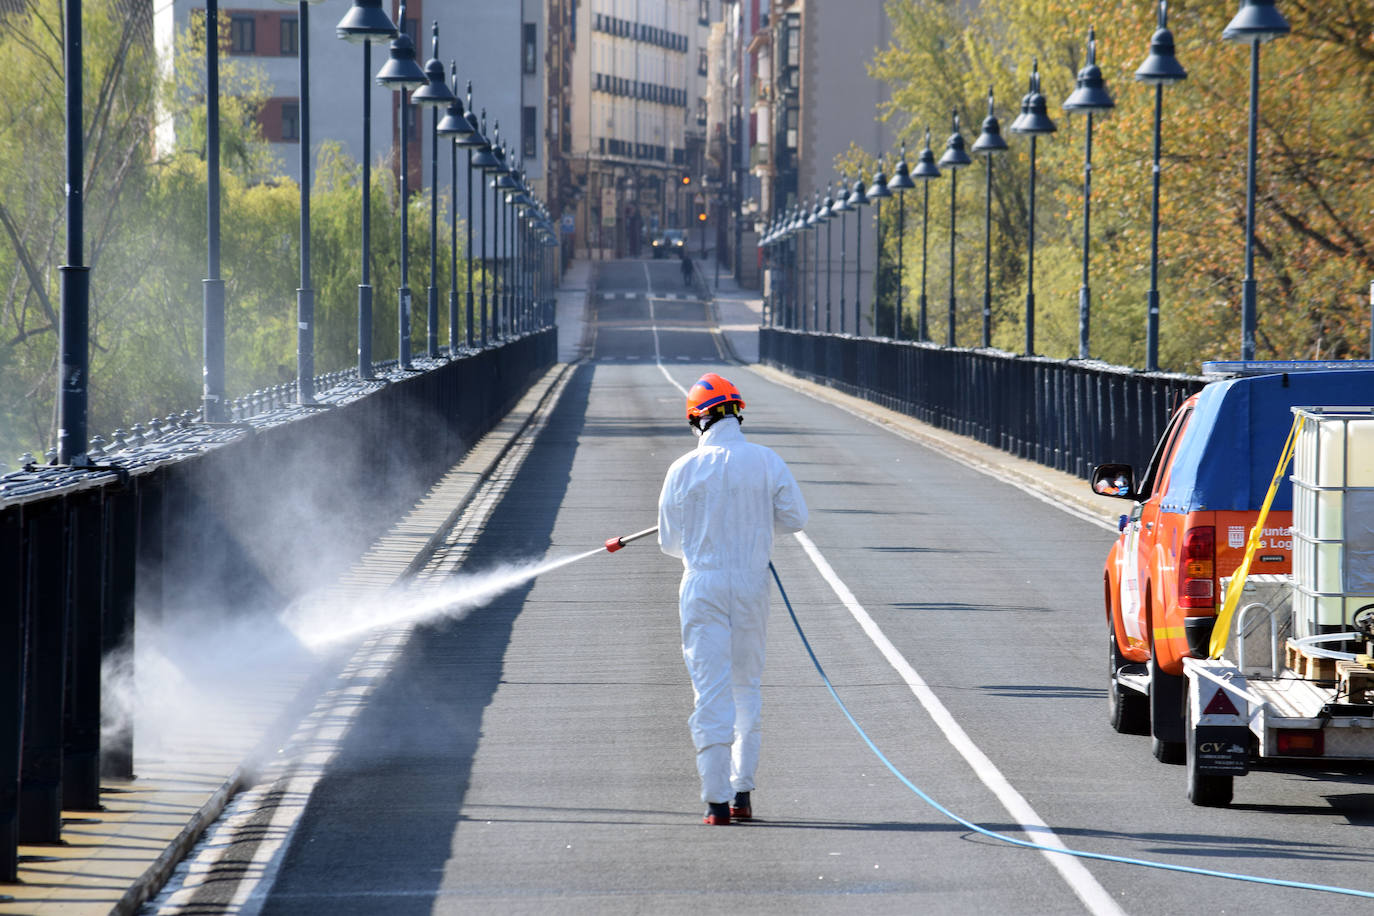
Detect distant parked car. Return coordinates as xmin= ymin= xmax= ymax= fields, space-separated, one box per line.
xmin=652 ymin=229 xmax=686 ymax=258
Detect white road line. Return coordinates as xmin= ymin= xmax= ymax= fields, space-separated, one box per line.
xmin=791 ymin=531 xmax=1124 ymax=916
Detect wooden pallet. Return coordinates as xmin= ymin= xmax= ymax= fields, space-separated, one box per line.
xmin=1285 ymin=643 xmax=1338 ymax=681
xmin=1336 ymin=657 xmax=1374 ymax=703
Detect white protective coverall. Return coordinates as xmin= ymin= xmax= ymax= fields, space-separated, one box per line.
xmin=658 ymin=419 xmax=808 ymax=804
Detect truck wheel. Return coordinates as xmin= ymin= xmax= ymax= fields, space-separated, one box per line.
xmin=1149 ymin=655 xmax=1185 ymax=765
xmin=1186 ymin=716 xmax=1234 ymax=807
xmin=1109 ymin=629 xmax=1148 ymax=735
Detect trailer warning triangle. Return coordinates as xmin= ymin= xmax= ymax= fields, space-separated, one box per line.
xmin=1203 ymin=688 xmax=1241 ymax=717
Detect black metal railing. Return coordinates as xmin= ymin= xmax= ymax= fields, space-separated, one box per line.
xmin=761 ymin=328 xmax=1206 ymax=479
xmin=0 ymin=328 xmax=556 ymax=880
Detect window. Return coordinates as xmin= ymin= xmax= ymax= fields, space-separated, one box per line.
xmin=280 ymin=16 xmax=298 ymax=56
xmin=523 ymin=22 xmax=537 ymax=74
xmin=229 ymin=15 xmax=255 ymax=54
xmin=699 ymin=0 xmax=710 ymax=26
xmin=281 ymin=101 xmax=299 ymax=141
xmin=522 ymin=106 xmax=537 ymax=158
xmin=698 ymin=48 xmax=708 ymax=76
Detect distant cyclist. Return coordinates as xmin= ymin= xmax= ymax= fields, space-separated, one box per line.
xmin=679 ymin=251 xmax=693 ymax=289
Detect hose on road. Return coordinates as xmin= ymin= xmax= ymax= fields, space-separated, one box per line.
xmin=767 ymin=561 xmax=1374 ymax=902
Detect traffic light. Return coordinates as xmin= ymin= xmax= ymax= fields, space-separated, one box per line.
xmin=697 ymin=211 xmax=707 ymax=222
xmin=682 ymin=175 xmax=691 ymax=186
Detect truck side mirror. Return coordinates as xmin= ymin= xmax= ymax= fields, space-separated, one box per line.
xmin=1091 ymin=463 xmax=1138 ymax=501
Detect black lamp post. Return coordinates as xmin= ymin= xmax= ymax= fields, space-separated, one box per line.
xmin=203 ymin=0 xmax=226 ymax=420
xmin=337 ymin=0 xmax=397 ymax=380
xmin=435 ymin=66 xmax=474 ymax=352
xmin=807 ymin=194 xmax=822 ymax=332
xmin=938 ymin=113 xmax=972 ymax=348
xmin=848 ymin=177 xmax=869 ymax=335
xmin=498 ymin=162 xmax=521 ymax=336
xmin=818 ymin=184 xmax=829 ymax=330
xmin=471 ymin=114 xmax=501 ymax=345
xmin=274 ymin=0 xmax=325 ymax=404
xmin=1063 ymin=26 xmax=1116 ymax=361
xmin=789 ymin=207 xmax=803 ymax=329
xmin=866 ymin=162 xmax=892 ymax=336
xmin=1010 ymin=59 xmax=1057 ymax=357
xmin=491 ymin=142 xmax=514 ymax=339
xmin=831 ymin=179 xmax=855 ymax=334
xmin=375 ymin=3 xmax=427 ymax=370
xmin=886 ymin=149 xmax=915 ymax=339
xmin=1224 ymin=0 xmax=1289 ymax=361
xmin=1135 ymin=1 xmax=1187 ymax=371
xmin=410 ymin=22 xmax=457 ymax=359
xmin=56 ymin=0 xmax=89 ymax=463
xmin=458 ymin=91 xmax=487 ymax=346
xmin=972 ymin=90 xmax=1007 ymax=349
xmin=911 ymin=131 xmax=940 ymax=342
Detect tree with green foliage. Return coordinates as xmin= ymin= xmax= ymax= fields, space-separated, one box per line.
xmin=869 ymin=0 xmax=1374 ymax=370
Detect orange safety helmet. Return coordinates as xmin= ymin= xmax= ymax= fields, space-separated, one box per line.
xmin=686 ymin=373 xmax=745 ymax=429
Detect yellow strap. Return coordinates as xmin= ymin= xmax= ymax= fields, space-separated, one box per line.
xmin=1208 ymin=413 xmax=1301 ymax=658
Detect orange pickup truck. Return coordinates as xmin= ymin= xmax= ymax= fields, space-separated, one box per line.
xmin=1091 ymin=363 xmax=1374 ymax=766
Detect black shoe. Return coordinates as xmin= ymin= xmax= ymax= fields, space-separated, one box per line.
xmin=702 ymin=802 xmax=731 ymax=825
xmin=730 ymin=791 xmax=752 ymax=820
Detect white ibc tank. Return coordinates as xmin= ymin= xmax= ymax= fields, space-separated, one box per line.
xmin=1291 ymin=407 xmax=1374 ymax=636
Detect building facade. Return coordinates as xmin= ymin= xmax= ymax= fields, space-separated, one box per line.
xmin=154 ymin=2 xmax=545 ymax=242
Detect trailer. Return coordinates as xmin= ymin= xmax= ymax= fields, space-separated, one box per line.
xmin=1180 ymin=407 xmax=1374 ymax=806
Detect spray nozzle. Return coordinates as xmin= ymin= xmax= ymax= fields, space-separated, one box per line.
xmin=605 ymin=525 xmax=658 ymax=554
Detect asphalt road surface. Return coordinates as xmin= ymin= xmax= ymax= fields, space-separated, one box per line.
xmin=155 ymin=259 xmax=1374 ymax=915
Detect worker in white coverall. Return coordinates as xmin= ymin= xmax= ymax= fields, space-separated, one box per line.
xmin=659 ymin=373 xmax=808 ymax=825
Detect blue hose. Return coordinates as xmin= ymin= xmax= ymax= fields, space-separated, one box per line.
xmin=767 ymin=562 xmax=1374 ymax=901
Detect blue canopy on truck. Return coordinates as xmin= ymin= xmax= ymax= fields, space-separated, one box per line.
xmin=1161 ymin=370 xmax=1374 ymax=514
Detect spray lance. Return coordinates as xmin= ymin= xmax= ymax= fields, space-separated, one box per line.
xmin=604 ymin=526 xmax=659 ymax=553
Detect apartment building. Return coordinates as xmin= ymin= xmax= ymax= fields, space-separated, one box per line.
xmin=153 ymin=2 xmax=545 ymax=227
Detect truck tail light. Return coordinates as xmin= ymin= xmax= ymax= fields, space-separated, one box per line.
xmin=1277 ymin=729 xmax=1323 ymax=757
xmin=1178 ymin=525 xmax=1215 ymax=609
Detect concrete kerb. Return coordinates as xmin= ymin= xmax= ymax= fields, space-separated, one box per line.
xmin=5 ymin=362 xmax=577 ymax=916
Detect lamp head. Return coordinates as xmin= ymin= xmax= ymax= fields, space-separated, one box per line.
xmin=337 ymin=0 xmax=397 ymax=44
xmin=1064 ymin=27 xmax=1116 ymax=112
xmin=938 ymin=114 xmax=972 ymax=170
xmin=866 ymin=163 xmax=892 ymax=200
xmin=1010 ymin=59 xmax=1058 ymax=135
xmin=848 ymin=178 xmax=869 ymax=207
xmin=375 ymin=5 xmax=427 ymax=90
xmin=1134 ymin=2 xmax=1187 ymax=85
xmin=411 ymin=24 xmax=458 ymax=107
xmin=887 ymin=145 xmax=916 ymax=191
xmin=1222 ymin=0 xmax=1290 ymax=44
xmin=972 ymin=89 xmax=1009 ymax=154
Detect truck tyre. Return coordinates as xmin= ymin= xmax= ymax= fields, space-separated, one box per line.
xmin=1109 ymin=628 xmax=1148 ymax=735
xmin=1185 ymin=713 xmax=1234 ymax=807
xmin=1149 ymin=655 xmax=1186 ymax=765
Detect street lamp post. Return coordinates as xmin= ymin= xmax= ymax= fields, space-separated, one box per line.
xmin=886 ymin=149 xmax=915 ymax=339
xmin=1063 ymin=27 xmax=1116 ymax=361
xmin=56 ymin=0 xmax=89 ymax=464
xmin=274 ymin=0 xmax=326 ymax=404
xmin=1010 ymin=60 xmax=1057 ymax=357
xmin=409 ymin=22 xmax=457 ymax=359
xmin=1224 ymin=0 xmax=1290 ymax=361
xmin=471 ymin=115 xmax=501 ymax=345
xmin=375 ymin=3 xmax=428 ymax=370
xmin=911 ymin=131 xmax=940 ymax=343
xmin=972 ymin=90 xmax=1007 ymax=349
xmin=848 ymin=178 xmax=869 ymax=336
xmin=807 ymin=195 xmax=821 ymax=332
xmin=458 ymin=92 xmax=486 ymax=347
xmin=831 ymin=180 xmax=855 ymax=334
xmin=435 ymin=66 xmax=475 ymax=353
xmin=203 ymin=0 xmax=226 ymax=420
xmin=938 ymin=113 xmax=972 ymax=348
xmin=1135 ymin=1 xmax=1187 ymax=371
xmin=823 ymin=185 xmax=835 ymax=333
xmin=336 ymin=0 xmax=397 ymax=380
xmin=866 ymin=162 xmax=892 ymax=336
